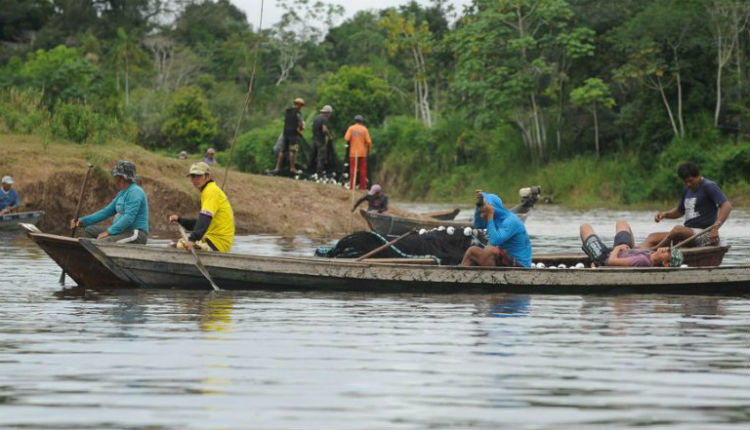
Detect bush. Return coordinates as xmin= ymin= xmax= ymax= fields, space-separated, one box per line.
xmin=161 ymin=86 xmax=218 ymax=152
xmin=231 ymin=121 xmax=282 ymax=173
xmin=0 ymin=88 xmax=49 ymax=134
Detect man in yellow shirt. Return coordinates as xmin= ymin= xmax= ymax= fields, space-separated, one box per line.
xmin=168 ymin=162 xmax=235 ymax=252
xmin=344 ymin=115 xmax=371 ymax=190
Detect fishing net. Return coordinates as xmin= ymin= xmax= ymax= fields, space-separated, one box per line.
xmin=315 ymin=229 xmax=487 ymax=265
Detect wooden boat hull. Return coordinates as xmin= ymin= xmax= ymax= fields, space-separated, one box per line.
xmin=362 ymin=209 xmax=528 ymax=236
xmin=81 ymin=241 xmax=750 ymax=295
xmin=24 ymin=230 xmax=137 ymax=289
xmin=0 ymin=211 xmax=45 ymax=231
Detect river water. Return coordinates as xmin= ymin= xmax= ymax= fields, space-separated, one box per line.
xmin=1 ymin=207 xmax=748 ymax=429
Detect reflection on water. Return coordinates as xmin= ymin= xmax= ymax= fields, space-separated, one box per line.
xmin=0 ymin=207 xmax=748 ymax=429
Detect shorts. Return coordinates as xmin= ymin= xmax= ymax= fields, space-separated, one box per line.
xmin=582 ymin=231 xmax=635 ymax=266
xmin=490 ymin=246 xmax=523 ymax=267
xmin=691 ymin=229 xmax=714 ymax=247
xmin=282 ymin=134 xmax=299 ymax=153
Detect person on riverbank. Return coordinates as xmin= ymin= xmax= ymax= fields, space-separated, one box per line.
xmin=168 ymin=162 xmax=234 ymax=253
xmin=581 ymin=220 xmax=683 ymax=267
xmin=270 ymin=98 xmax=305 ymax=175
xmin=70 ymin=160 xmax=149 ymax=244
xmin=641 ymin=162 xmax=732 ymax=249
xmin=351 ymin=184 xmax=388 ymax=213
xmin=203 ymin=148 xmax=217 ymax=164
xmin=0 ymin=175 xmax=20 ymax=215
xmin=311 ymin=105 xmax=334 ymax=176
xmin=344 ymin=115 xmax=371 ymax=190
xmin=461 ymin=191 xmax=532 ymax=267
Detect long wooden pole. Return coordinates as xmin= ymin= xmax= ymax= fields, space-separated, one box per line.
xmin=221 ymin=0 xmax=264 ymax=189
xmin=349 ymin=155 xmax=359 ymax=232
xmin=177 ymin=225 xmax=220 ymax=291
xmin=60 ymin=163 xmax=93 ymax=285
xmin=673 ymin=226 xmax=713 ymax=250
xmin=356 ymin=229 xmax=415 ymax=261
xmin=650 ymin=226 xmax=712 ymax=250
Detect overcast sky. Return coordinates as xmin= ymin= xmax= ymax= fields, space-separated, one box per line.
xmin=229 ymin=0 xmax=473 ymax=29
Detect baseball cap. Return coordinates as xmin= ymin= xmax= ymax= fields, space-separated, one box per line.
xmin=320 ymin=105 xmax=333 ymax=113
xmin=1 ymin=175 xmax=13 ymax=184
xmin=293 ymin=97 xmax=305 ymax=105
xmin=187 ymin=162 xmax=211 ymax=176
xmin=354 ymin=114 xmax=364 ymax=122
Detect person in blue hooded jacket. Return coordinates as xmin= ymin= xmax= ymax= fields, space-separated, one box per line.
xmin=461 ymin=190 xmax=532 ymax=267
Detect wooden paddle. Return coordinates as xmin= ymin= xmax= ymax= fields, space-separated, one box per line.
xmin=177 ymin=224 xmax=221 ymax=291
xmin=673 ymin=226 xmax=713 ymax=250
xmin=60 ymin=163 xmax=93 ymax=285
xmin=356 ymin=229 xmax=416 ymax=261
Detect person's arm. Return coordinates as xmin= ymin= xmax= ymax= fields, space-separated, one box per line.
xmin=344 ymin=127 xmax=352 ymax=143
xmin=322 ymin=123 xmax=332 ymax=140
xmin=485 ymin=216 xmax=517 ymax=247
xmin=351 ymin=195 xmax=367 ymax=212
xmin=604 ymin=244 xmax=633 ymax=266
xmin=709 ymin=200 xmax=732 ymax=243
xmin=188 ymin=213 xmax=212 ymax=242
xmin=9 ymin=190 xmax=19 ymax=210
xmin=655 ymin=206 xmax=684 ymax=222
xmin=79 ymin=197 xmax=117 ymax=227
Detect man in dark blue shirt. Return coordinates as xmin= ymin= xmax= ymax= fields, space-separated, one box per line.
xmin=642 ymin=162 xmax=732 ymax=248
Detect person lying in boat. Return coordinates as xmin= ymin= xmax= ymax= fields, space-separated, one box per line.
xmin=168 ymin=162 xmax=234 ymax=253
xmin=461 ymin=191 xmax=532 ymax=267
xmin=641 ymin=162 xmax=732 ymax=249
xmin=351 ymin=184 xmax=389 ymax=213
xmin=580 ymin=220 xmax=683 ymax=267
xmin=70 ymin=160 xmax=149 ymax=244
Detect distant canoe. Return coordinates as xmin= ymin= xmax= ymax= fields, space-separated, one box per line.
xmin=0 ymin=211 xmax=44 ymax=231
xmin=361 ymin=209 xmax=528 ymax=237
xmin=422 ymin=208 xmax=460 ymax=220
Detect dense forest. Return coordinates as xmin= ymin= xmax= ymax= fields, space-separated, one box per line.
xmin=1 ymin=0 xmax=748 ymax=205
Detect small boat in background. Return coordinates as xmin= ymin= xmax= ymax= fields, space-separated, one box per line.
xmin=421 ymin=208 xmax=460 ymax=220
xmin=362 ymin=186 xmax=541 ymax=237
xmin=0 ymin=211 xmax=45 ymax=231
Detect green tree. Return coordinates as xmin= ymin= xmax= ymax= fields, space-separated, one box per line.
xmin=316 ymin=65 xmax=393 ymax=135
xmin=379 ymin=9 xmax=435 ymax=127
xmin=570 ymin=77 xmax=615 ymax=158
xmin=161 ymin=86 xmax=218 ymax=152
xmin=20 ymin=45 xmax=97 ymax=108
xmin=109 ymin=27 xmax=150 ymax=107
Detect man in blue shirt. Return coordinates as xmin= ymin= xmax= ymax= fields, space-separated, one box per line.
xmin=461 ymin=190 xmax=532 ymax=267
xmin=642 ymin=162 xmax=732 ymax=248
xmin=0 ymin=175 xmax=20 ymax=215
xmin=70 ymin=160 xmax=149 ymax=244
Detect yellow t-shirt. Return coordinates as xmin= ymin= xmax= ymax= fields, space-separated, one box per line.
xmin=200 ymin=181 xmax=235 ymax=252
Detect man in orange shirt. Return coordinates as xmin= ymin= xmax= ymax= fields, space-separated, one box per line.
xmin=344 ymin=115 xmax=371 ymax=190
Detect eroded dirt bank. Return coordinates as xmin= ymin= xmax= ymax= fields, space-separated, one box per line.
xmin=1 ymin=135 xmax=376 ymax=237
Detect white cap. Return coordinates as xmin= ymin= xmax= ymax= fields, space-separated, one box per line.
xmin=2 ymin=175 xmax=13 ymax=184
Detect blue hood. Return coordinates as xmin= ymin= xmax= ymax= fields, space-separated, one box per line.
xmin=482 ymin=192 xmax=511 ymax=221
xmin=473 ymin=192 xmax=532 ymax=267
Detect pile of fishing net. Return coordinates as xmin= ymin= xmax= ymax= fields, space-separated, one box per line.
xmin=315 ymin=228 xmax=487 ymax=265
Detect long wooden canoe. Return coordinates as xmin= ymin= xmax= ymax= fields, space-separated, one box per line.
xmin=531 ymin=245 xmax=729 ymax=268
xmin=0 ymin=210 xmax=44 ymax=231
xmin=78 ymin=240 xmax=750 ymax=295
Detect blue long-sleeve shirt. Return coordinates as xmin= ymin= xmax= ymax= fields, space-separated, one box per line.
xmin=80 ymin=183 xmax=149 ymax=234
xmin=473 ymin=192 xmax=532 ymax=267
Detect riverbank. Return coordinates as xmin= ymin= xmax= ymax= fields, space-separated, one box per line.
xmin=0 ymin=134 xmax=372 ymax=236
